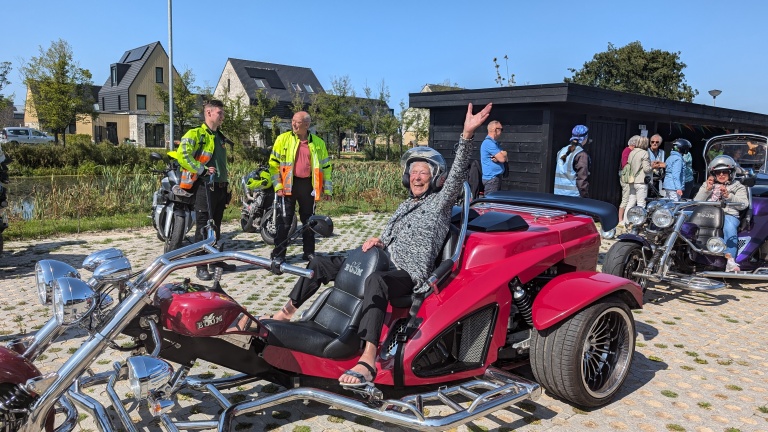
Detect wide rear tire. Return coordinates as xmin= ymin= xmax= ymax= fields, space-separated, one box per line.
xmin=603 ymin=241 xmax=648 ymax=292
xmin=164 ymin=214 xmax=186 ymax=252
xmin=530 ymin=297 xmax=636 ymax=408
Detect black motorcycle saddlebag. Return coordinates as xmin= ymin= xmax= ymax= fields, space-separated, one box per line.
xmin=688 ymin=205 xmax=724 ymax=245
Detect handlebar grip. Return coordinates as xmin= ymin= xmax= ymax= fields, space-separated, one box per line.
xmin=280 ymin=262 xmax=314 ymax=279
xmin=425 ymin=259 xmax=455 ymax=292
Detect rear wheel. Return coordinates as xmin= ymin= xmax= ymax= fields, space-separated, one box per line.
xmin=240 ymin=207 xmax=259 ymax=233
xmin=260 ymin=208 xmax=296 ymax=245
xmin=603 ymin=241 xmax=648 ymax=292
xmin=164 ymin=214 xmax=186 ymax=252
xmin=530 ymin=297 xmax=636 ymax=408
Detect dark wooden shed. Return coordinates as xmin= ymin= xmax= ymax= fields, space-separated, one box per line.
xmin=409 ymin=83 xmax=768 ymax=207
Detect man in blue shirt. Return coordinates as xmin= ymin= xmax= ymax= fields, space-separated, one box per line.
xmin=480 ymin=121 xmax=507 ymax=194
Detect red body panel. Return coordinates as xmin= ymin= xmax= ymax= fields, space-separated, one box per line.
xmin=159 ymin=289 xmax=244 ymax=337
xmin=532 ymin=271 xmax=643 ymax=330
xmin=0 ymin=346 xmax=42 ymax=385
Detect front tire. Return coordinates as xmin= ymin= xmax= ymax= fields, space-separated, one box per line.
xmin=260 ymin=208 xmax=297 ymax=245
xmin=164 ymin=214 xmax=186 ymax=252
xmin=530 ymin=297 xmax=636 ymax=408
xmin=603 ymin=241 xmax=648 ymax=292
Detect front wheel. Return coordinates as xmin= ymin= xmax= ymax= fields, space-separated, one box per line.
xmin=603 ymin=241 xmax=648 ymax=292
xmin=260 ymin=208 xmax=297 ymax=246
xmin=530 ymin=297 xmax=636 ymax=408
xmin=164 ymin=214 xmax=186 ymax=252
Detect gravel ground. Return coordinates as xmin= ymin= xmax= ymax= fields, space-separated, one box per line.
xmin=1 ymin=215 xmax=767 ymax=432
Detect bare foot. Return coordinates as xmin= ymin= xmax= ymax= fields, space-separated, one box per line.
xmin=269 ymin=300 xmax=297 ymax=322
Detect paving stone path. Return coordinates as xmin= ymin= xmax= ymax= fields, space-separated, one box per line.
xmin=1 ymin=215 xmax=766 ymax=432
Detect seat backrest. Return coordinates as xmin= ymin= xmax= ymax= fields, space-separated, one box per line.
xmin=436 ymin=224 xmax=460 ymax=266
xmin=688 ymin=205 xmax=724 ymax=244
xmin=299 ymin=247 xmax=390 ymax=339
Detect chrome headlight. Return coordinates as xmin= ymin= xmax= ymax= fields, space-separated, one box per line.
xmin=35 ymin=260 xmax=80 ymax=305
xmin=127 ymin=356 xmax=174 ymax=401
xmin=706 ymin=237 xmax=727 ymax=254
xmin=651 ymin=208 xmax=675 ymax=228
xmin=88 ymin=257 xmax=132 ymax=288
xmin=82 ymin=248 xmax=124 ymax=271
xmin=52 ymin=277 xmax=96 ymax=326
xmin=626 ymin=206 xmax=647 ymax=225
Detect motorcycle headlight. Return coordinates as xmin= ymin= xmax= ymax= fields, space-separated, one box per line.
xmin=35 ymin=260 xmax=80 ymax=305
xmin=52 ymin=277 xmax=97 ymax=326
xmin=706 ymin=237 xmax=727 ymax=254
xmin=82 ymin=248 xmax=124 ymax=272
xmin=127 ymin=356 xmax=174 ymax=401
xmin=626 ymin=206 xmax=647 ymax=225
xmin=651 ymin=208 xmax=675 ymax=228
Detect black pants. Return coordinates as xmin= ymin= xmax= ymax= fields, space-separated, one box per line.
xmin=194 ymin=181 xmax=229 ymax=244
xmin=273 ymin=176 xmax=315 ymax=259
xmin=289 ymin=255 xmax=415 ymax=345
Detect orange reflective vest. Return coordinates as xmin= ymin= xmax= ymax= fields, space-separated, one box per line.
xmin=269 ymin=132 xmax=332 ymax=201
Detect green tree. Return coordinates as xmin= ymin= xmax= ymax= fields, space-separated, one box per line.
xmin=219 ymin=88 xmax=253 ymax=146
xmin=362 ymin=79 xmax=391 ymax=159
xmin=156 ymin=68 xmax=199 ymax=141
xmin=310 ymin=75 xmax=359 ymax=157
xmin=379 ymin=111 xmax=400 ymax=161
xmin=0 ymin=61 xmax=14 ymax=127
xmin=20 ymin=40 xmax=96 ymax=145
xmin=250 ymin=89 xmax=278 ymax=145
xmin=565 ymin=41 xmax=698 ymax=102
xmin=289 ymin=88 xmax=306 ymax=117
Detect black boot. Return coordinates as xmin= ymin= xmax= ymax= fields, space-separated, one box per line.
xmin=196 ymin=266 xmax=212 ymax=281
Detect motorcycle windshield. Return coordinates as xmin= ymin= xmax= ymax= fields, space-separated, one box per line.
xmin=703 ymin=134 xmax=768 ymax=174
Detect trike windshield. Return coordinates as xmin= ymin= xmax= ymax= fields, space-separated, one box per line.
xmin=703 ymin=134 xmax=768 ymax=173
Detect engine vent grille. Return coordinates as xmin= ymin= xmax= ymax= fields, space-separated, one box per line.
xmin=412 ymin=304 xmax=497 ymax=377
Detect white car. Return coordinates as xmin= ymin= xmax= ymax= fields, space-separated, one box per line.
xmin=1 ymin=127 xmax=55 ymax=145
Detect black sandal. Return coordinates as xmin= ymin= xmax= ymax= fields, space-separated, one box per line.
xmin=339 ymin=361 xmax=377 ymax=388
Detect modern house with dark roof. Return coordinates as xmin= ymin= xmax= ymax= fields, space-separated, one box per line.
xmin=25 ymin=41 xmax=181 ymax=147
xmin=409 ymin=83 xmax=768 ymax=207
xmin=213 ymin=58 xmax=324 ymax=144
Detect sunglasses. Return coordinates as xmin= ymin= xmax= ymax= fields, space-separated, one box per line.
xmin=494 ymin=128 xmax=503 ymax=132
xmin=650 ymin=140 xmax=660 ymax=144
xmin=714 ymin=170 xmax=731 ymax=175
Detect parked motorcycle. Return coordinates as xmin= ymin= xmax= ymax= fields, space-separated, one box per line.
xmin=0 ymin=144 xmax=9 ymax=255
xmin=240 ymin=166 xmax=297 ymax=245
xmin=604 ymin=134 xmax=768 ymax=292
xmin=0 ymin=186 xmax=643 ymax=431
xmin=149 ymin=152 xmax=196 ymax=252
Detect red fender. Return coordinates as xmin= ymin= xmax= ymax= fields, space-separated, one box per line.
xmin=0 ymin=346 xmax=41 ymax=385
xmin=532 ymin=271 xmax=643 ymax=330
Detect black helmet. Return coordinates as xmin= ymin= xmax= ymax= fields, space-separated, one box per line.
xmin=672 ymin=138 xmax=692 ymax=155
xmin=400 ymin=147 xmax=447 ymax=192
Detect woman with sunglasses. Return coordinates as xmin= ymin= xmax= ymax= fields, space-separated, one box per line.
xmin=693 ymin=155 xmax=749 ymax=272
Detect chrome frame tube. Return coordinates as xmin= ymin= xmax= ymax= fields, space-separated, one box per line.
xmin=21 ymin=318 xmax=66 ymax=361
xmin=67 ymin=380 xmax=116 ymax=432
xmin=52 ymin=395 xmax=77 ymax=432
xmin=21 ymin=230 xmax=312 ymax=432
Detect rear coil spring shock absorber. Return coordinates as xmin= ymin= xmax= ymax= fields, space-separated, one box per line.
xmin=512 ymin=283 xmax=534 ymax=326
xmin=0 ymin=383 xmax=34 ymax=413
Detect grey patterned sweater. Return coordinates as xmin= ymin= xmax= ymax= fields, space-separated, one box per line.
xmin=381 ymin=139 xmax=472 ymax=284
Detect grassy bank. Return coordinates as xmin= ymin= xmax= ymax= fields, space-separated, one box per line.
xmin=4 ymin=160 xmax=405 ymax=241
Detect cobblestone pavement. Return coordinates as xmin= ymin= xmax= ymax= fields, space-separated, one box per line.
xmin=1 ymin=215 xmax=767 ymax=432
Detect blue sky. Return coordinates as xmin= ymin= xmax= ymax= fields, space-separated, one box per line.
xmin=2 ymin=0 xmax=766 ymax=114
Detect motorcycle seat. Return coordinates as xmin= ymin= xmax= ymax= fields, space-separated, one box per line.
xmin=260 ymin=246 xmax=391 ymax=359
xmin=688 ymin=205 xmax=724 ymax=245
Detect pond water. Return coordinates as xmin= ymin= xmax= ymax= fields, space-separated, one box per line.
xmin=7 ymin=176 xmax=106 ymax=220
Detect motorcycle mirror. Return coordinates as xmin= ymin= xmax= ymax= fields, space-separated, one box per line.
xmin=149 ymin=152 xmax=164 ymax=161
xmin=307 ymin=215 xmax=333 ymax=237
xmin=741 ymin=175 xmax=757 ymax=187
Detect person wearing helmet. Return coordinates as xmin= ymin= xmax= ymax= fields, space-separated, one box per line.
xmin=258 ymin=103 xmax=492 ymax=387
xmin=244 ymin=168 xmax=272 ymax=191
xmin=662 ymin=139 xmax=692 ymax=200
xmin=554 ymin=125 xmax=590 ymax=198
xmin=693 ymin=155 xmax=749 ymax=272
